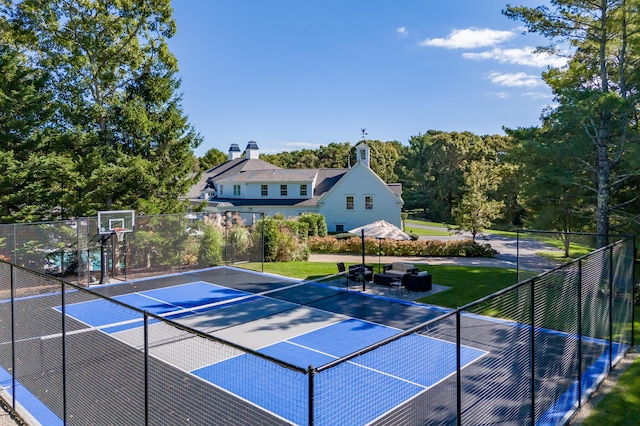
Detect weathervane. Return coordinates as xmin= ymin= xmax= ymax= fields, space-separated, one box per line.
xmin=361 ymin=128 xmax=367 ymax=139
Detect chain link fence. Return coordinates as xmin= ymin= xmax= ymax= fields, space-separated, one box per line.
xmin=0 ymin=230 xmax=635 ymax=425
xmin=0 ymin=212 xmax=265 ymax=286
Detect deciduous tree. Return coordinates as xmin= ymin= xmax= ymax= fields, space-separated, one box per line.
xmin=453 ymin=159 xmax=504 ymax=240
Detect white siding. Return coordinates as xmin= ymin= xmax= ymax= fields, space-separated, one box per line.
xmin=319 ymin=163 xmax=402 ymax=232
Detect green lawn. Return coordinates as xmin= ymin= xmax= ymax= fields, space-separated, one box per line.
xmin=404 ymin=226 xmax=451 ymax=237
xmin=405 ymin=218 xmax=454 ymax=228
xmin=241 ymin=261 xmax=525 ymax=308
xmin=581 ymin=307 xmax=640 ymax=425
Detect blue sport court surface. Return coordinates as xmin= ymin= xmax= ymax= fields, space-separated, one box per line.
xmin=56 ymin=279 xmax=486 ymax=425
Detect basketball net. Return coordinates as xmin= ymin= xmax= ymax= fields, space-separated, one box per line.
xmin=113 ymin=227 xmax=127 ymax=242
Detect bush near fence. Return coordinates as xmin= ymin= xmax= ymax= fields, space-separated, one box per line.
xmin=308 ymin=235 xmax=497 ymax=257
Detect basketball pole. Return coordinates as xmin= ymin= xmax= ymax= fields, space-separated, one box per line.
xmin=99 ymin=234 xmax=110 ymax=284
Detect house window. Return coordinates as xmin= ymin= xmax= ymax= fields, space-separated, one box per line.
xmin=346 ymin=196 xmax=354 ymax=210
xmin=359 ymin=149 xmax=366 ymax=161
xmin=233 ymin=185 xmax=241 ymax=196
xmin=365 ymin=196 xmax=373 ymax=210
xmin=219 ymin=185 xmax=223 ymax=196
xmin=280 ymin=184 xmax=287 ymax=196
xmin=300 ymin=184 xmax=307 ymax=196
xmin=261 ymin=185 xmax=268 ymax=196
xmin=336 ymin=224 xmax=344 ymax=232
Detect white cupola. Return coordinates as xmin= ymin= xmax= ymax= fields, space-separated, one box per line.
xmin=355 ymin=142 xmax=370 ymax=168
xmin=246 ymin=140 xmax=260 ymax=160
xmin=228 ymin=143 xmax=241 ymax=160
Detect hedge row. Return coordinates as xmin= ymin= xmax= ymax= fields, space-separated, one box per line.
xmin=308 ymin=236 xmax=497 ymax=257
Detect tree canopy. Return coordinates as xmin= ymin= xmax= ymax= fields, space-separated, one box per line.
xmin=0 ymin=0 xmax=201 ymax=222
xmin=505 ymin=0 xmax=640 ymax=245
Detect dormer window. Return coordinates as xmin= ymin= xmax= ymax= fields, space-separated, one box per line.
xmin=233 ymin=185 xmax=241 ymax=196
xmin=300 ymin=184 xmax=308 ymax=196
xmin=280 ymin=185 xmax=288 ymax=196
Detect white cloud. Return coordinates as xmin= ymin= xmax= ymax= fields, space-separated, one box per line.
xmin=397 ymin=27 xmax=408 ymax=37
xmin=522 ymin=91 xmax=554 ymax=100
xmin=420 ymin=27 xmax=514 ymax=49
xmin=488 ymin=72 xmax=543 ymax=87
xmin=256 ymin=141 xmax=321 ymax=155
xmin=282 ymin=141 xmax=320 ymax=149
xmin=463 ymin=47 xmax=568 ymax=68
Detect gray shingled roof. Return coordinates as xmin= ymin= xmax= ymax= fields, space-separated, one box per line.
xmin=185 ymin=158 xmax=281 ymax=199
xmin=216 ymin=168 xmax=319 ymax=184
xmin=387 ymin=183 xmax=403 ymax=195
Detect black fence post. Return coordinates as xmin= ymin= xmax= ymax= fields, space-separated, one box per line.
xmin=516 ymin=230 xmax=521 ymax=282
xmin=261 ymin=213 xmax=265 ymax=273
xmin=577 ymin=259 xmax=582 ymax=408
xmin=608 ymin=247 xmax=614 ymax=369
xmin=530 ymin=278 xmax=536 ymax=425
xmin=144 ymin=313 xmax=149 ymax=426
xmin=61 ymin=280 xmax=67 ymax=425
xmin=10 ymin=265 xmax=15 ymax=411
xmin=308 ymin=365 xmax=315 ymax=426
xmin=456 ymin=310 xmax=462 ymax=426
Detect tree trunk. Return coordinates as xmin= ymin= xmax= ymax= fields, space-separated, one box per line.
xmin=596 ymin=141 xmax=610 ymax=248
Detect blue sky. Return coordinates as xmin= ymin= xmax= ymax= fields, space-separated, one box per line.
xmin=169 ymin=1 xmax=562 ymax=156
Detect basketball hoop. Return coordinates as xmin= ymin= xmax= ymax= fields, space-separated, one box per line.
xmin=113 ymin=227 xmax=127 ymax=242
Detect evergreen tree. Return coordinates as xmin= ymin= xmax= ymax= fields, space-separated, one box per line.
xmin=8 ymin=0 xmax=201 ymax=216
xmin=199 ymin=147 xmax=227 ymax=170
xmin=0 ymin=42 xmax=80 ymax=222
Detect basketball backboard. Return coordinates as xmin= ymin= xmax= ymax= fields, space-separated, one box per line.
xmin=98 ymin=210 xmax=135 ymax=235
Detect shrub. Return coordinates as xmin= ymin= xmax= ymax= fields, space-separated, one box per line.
xmin=259 ymin=217 xmax=280 ymax=262
xmin=308 ymin=236 xmax=496 ymax=257
xmin=198 ymin=225 xmax=224 ymax=266
xmin=257 ymin=216 xmax=308 ymax=262
xmin=274 ymin=225 xmax=309 ymax=261
xmin=333 ymin=232 xmax=357 ymax=240
xmin=285 ymin=220 xmax=309 ymax=241
xmin=227 ymin=224 xmax=252 ymax=262
xmin=298 ymin=213 xmax=327 ymax=237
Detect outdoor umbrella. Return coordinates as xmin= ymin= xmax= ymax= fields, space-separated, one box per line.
xmin=348 ymin=220 xmax=411 ymax=277
xmin=348 ymin=220 xmax=411 ymax=241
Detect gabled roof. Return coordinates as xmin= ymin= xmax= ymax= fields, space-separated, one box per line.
xmin=185 ymin=158 xmax=280 ymax=199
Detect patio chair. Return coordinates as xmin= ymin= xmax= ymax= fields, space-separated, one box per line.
xmin=348 ymin=264 xmax=373 ymax=282
xmin=336 ymin=262 xmax=347 ymax=285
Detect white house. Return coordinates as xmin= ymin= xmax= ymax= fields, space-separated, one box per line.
xmin=186 ymin=141 xmax=404 ymax=231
